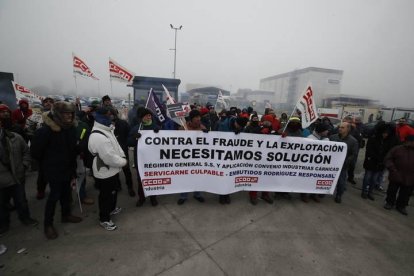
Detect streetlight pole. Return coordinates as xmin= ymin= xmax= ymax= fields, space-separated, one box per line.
xmin=170 ymin=24 xmax=182 ymax=79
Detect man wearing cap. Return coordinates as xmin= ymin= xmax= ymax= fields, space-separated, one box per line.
xmin=383 ymin=135 xmax=414 ymax=215
xmin=329 ymin=122 xmax=359 ymax=203
xmin=31 ymin=101 xmax=82 ymax=239
xmin=89 ymin=107 xmax=127 ymax=231
xmin=0 ymin=104 xmax=38 ymax=235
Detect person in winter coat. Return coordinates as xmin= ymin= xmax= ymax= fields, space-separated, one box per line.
xmin=28 ymin=97 xmax=55 ymax=200
xmin=361 ymin=123 xmax=396 ymax=200
xmin=0 ymin=104 xmax=38 ymax=235
xmin=177 ymin=110 xmax=207 ymax=205
xmin=302 ymin=124 xmax=330 ymax=203
xmin=127 ymin=108 xmax=160 ymax=207
xmin=110 ymin=108 xmax=135 ymax=197
xmin=88 ymin=107 xmax=127 ymax=231
xmin=383 ymin=135 xmax=414 ymax=215
xmin=216 ymin=115 xmax=249 ymax=204
xmin=329 ymin=122 xmax=359 ymax=203
xmin=396 ymin=117 xmax=414 ymax=142
xmin=245 ymin=114 xmax=273 ymax=205
xmin=31 ymin=101 xmax=82 ymax=240
xmin=11 ymin=98 xmax=32 ymax=130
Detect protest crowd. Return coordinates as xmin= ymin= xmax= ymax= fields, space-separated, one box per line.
xmin=0 ymin=93 xmax=413 ymax=255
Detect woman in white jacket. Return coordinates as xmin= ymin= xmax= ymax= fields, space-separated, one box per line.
xmin=88 ymin=107 xmax=127 ymax=231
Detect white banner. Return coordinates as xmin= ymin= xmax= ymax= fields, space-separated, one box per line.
xmin=137 ymin=131 xmax=347 ymax=196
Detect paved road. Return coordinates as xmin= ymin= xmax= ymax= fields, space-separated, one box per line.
xmin=1 ymin=150 xmax=413 ymax=276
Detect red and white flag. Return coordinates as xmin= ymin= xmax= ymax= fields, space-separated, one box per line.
xmin=296 ymin=86 xmax=318 ymax=128
xmin=109 ymin=58 xmax=135 ymax=83
xmin=12 ymin=81 xmax=43 ymax=100
xmin=73 ymin=53 xmax=99 ymax=80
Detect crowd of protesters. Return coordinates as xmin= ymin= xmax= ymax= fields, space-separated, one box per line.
xmin=0 ymin=95 xmax=413 ymax=251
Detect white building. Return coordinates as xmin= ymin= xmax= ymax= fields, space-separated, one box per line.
xmin=259 ymin=67 xmax=343 ymax=110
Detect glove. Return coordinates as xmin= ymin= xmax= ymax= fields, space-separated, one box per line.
xmin=153 ymin=127 xmax=160 ymax=133
xmin=234 ymin=129 xmax=241 ymax=135
xmin=202 ymin=129 xmax=209 ymax=133
xmin=281 ymin=131 xmax=287 ymax=138
xmin=135 ymin=132 xmax=142 ymax=140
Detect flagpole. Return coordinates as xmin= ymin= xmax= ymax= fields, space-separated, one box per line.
xmin=74 ymin=74 xmax=78 ymax=96
xmin=138 ymin=89 xmax=153 ymax=132
xmin=110 ymin=78 xmax=113 ymax=96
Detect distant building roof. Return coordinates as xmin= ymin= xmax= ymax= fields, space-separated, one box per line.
xmin=187 ymin=86 xmax=230 ymax=96
xmin=261 ymin=67 xmax=343 ymax=82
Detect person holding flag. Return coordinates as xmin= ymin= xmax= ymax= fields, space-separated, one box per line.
xmin=128 ymin=108 xmax=160 ymax=207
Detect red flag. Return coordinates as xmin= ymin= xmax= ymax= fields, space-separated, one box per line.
xmin=296 ymin=86 xmax=318 ymax=128
xmin=12 ymin=81 xmax=43 ymax=100
xmin=73 ymin=53 xmax=99 ymax=80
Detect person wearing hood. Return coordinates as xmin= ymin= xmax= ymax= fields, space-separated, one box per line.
xmin=361 ymin=123 xmax=396 ymax=201
xmin=0 ymin=104 xmax=38 ymax=235
xmin=31 ymin=101 xmax=82 ymax=240
xmin=11 ymin=99 xmax=33 ymax=130
xmin=88 ymin=107 xmax=127 ymax=231
xmin=127 ymin=108 xmax=160 ymax=207
xmin=383 ymin=135 xmax=414 ymax=215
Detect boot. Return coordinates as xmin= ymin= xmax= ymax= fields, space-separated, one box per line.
xmin=136 ymin=198 xmax=146 ymax=207
xmin=150 ymin=196 xmax=158 ymax=207
xmin=310 ymin=194 xmax=320 ymax=203
xmin=128 ymin=187 xmax=136 ymax=197
xmin=250 ymin=196 xmax=258 ymax=205
xmin=367 ymin=193 xmax=375 ymax=201
xmin=44 ymin=225 xmax=58 ymax=240
xmin=300 ymin=194 xmax=309 ymax=203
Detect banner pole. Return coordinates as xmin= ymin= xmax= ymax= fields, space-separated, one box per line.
xmin=74 ymin=74 xmax=78 ymax=96
xmin=110 ymin=78 xmax=113 ymax=96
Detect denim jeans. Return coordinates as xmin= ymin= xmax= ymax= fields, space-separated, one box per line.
xmin=362 ymin=170 xmax=381 ymax=194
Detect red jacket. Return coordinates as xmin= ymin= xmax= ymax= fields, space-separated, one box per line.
xmin=396 ymin=124 xmax=414 ymax=142
xmin=11 ymin=108 xmax=33 ymax=129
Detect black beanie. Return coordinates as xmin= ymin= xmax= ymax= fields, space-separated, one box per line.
xmin=315 ymin=123 xmax=330 ymax=133
xmin=189 ymin=109 xmax=201 ymax=121
xmin=137 ymin=107 xmax=152 ymax=119
xmin=102 ymin=95 xmax=111 ymax=102
xmin=236 ymin=117 xmax=249 ymax=128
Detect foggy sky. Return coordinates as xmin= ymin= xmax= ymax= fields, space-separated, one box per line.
xmin=1 ymin=0 xmax=413 ymax=107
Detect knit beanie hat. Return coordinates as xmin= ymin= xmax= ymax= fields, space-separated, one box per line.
xmin=189 ymin=109 xmax=201 ymax=121
xmin=137 ymin=107 xmax=153 ymax=119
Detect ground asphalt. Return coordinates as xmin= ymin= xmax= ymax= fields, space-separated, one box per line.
xmin=0 ymin=148 xmax=413 ymax=276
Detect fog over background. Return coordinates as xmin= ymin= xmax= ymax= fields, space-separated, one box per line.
xmin=1 ymin=0 xmax=413 ymax=107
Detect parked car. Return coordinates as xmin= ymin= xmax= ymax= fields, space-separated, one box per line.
xmin=121 ymin=100 xmax=134 ymax=108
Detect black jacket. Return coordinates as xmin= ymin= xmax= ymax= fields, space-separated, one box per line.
xmin=31 ymin=112 xmax=77 ymax=183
